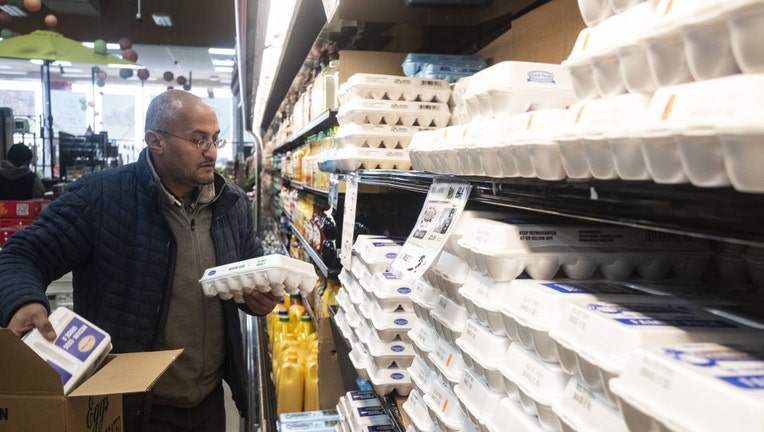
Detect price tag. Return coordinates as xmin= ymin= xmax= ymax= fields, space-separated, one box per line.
xmin=340 ymin=173 xmax=359 ymax=269
xmin=328 ymin=173 xmax=340 ymax=209
xmin=388 ymin=181 xmax=471 ymax=281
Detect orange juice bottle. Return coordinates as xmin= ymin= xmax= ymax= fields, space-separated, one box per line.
xmin=303 ymin=354 xmax=319 ymax=411
xmin=270 ymin=314 xmax=290 ymax=353
xmin=295 ymin=315 xmax=315 ymax=340
xmin=288 ymin=294 xmax=306 ymax=332
xmin=277 ymin=353 xmax=305 ymax=415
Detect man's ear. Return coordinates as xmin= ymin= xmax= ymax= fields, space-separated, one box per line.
xmin=145 ymin=130 xmax=164 ymax=154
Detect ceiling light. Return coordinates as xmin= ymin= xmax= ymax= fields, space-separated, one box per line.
xmin=212 ymin=59 xmax=235 ymax=67
xmin=30 ymin=59 xmax=44 ymax=65
xmin=52 ymin=61 xmax=72 ymax=67
xmin=152 ymin=13 xmax=173 ymax=27
xmin=0 ymin=70 xmax=28 ymax=76
xmin=215 ymin=66 xmax=234 ymax=73
xmin=82 ymin=42 xmax=121 ymax=51
xmin=107 ymin=63 xmax=143 ymax=69
xmin=209 ymin=48 xmax=235 ymax=56
xmin=0 ymin=5 xmax=27 ymax=17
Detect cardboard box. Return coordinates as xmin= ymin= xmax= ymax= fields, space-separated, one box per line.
xmin=317 ymin=317 xmax=351 ymax=409
xmin=0 ymin=329 xmax=181 ymax=432
xmin=337 ymin=51 xmax=408 ymax=86
xmin=0 ymin=199 xmax=50 ymax=219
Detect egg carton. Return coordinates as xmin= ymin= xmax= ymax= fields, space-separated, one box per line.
xmin=458 ymin=219 xmax=711 ymax=282
xmin=428 ymin=336 xmax=466 ymax=387
xmin=408 ymin=354 xmax=437 ymax=396
xmin=357 ymin=323 xmax=415 ymax=369
xmin=459 ymin=271 xmax=510 ymax=337
xmin=411 ymin=279 xmax=440 ymax=324
xmin=552 ymin=378 xmax=629 ymax=432
xmin=337 ymin=98 xmax=451 ymax=128
xmin=424 ymin=251 xmax=471 ymax=305
xmin=199 ymin=254 xmax=317 ymax=302
xmin=409 ymin=318 xmax=439 ymax=371
xmin=610 ymin=341 xmax=764 ymax=432
xmin=499 ymin=343 xmax=570 ymax=432
xmin=483 ymin=397 xmax=546 ymax=432
xmin=454 ymin=367 xmax=505 ymax=432
xmin=416 ymin=64 xmax=484 ymax=84
xmin=499 ymin=279 xmax=664 ymax=363
xmin=454 ymin=319 xmax=511 ymax=394
xmin=334 ymin=123 xmax=433 ymax=149
xmin=549 ymin=299 xmax=764 ymax=405
xmin=423 ymin=377 xmax=469 ymax=432
xmin=402 ymin=53 xmax=487 ymax=77
xmin=430 ymin=294 xmax=468 ymax=345
xmin=352 ymin=235 xmax=405 ymax=272
xmin=403 ymin=390 xmax=437 ymax=432
xmin=358 ymin=302 xmax=415 ymax=343
xmin=368 ymin=272 xmax=415 ymax=313
xmin=338 ymin=73 xmax=452 ymax=104
xmin=331 ymin=147 xmax=412 ymax=172
xmin=348 ymin=344 xmax=371 ymax=381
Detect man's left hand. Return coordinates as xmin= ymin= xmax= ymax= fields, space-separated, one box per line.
xmin=242 ymin=290 xmax=282 ymax=316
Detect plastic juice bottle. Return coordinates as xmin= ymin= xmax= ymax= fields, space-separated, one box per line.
xmin=276 ymin=353 xmax=305 ymax=415
xmin=288 ymin=294 xmax=306 ymax=332
xmin=303 ymin=355 xmax=319 ymax=411
xmin=295 ymin=314 xmax=315 ymax=340
xmin=321 ymin=281 xmax=339 ymax=317
xmin=272 ymin=332 xmax=296 ymax=374
xmin=270 ymin=311 xmax=290 ymax=351
xmin=275 ymin=345 xmax=300 ymax=386
xmin=269 ymin=300 xmax=288 ymax=344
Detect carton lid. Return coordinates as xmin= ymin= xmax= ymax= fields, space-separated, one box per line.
xmin=0 ymin=329 xmax=63 ymax=395
xmin=69 ymin=349 xmax=182 ymax=397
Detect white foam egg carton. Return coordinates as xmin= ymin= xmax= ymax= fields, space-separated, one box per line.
xmin=408 ymin=354 xmax=438 ymax=396
xmin=429 ymin=336 xmax=467 ymax=386
xmin=641 ymin=73 xmax=764 ymax=192
xmin=499 ymin=279 xmax=661 ymax=363
xmin=454 ymin=319 xmax=511 ymax=394
xmin=357 ymin=323 xmax=415 ymax=369
xmin=409 ymin=318 xmax=439 ymax=371
xmin=338 ymin=73 xmax=452 ymax=104
xmin=369 ymin=272 xmax=415 ymax=313
xmin=352 ymin=235 xmax=404 ymax=273
xmin=444 ymin=211 xmax=507 ymax=257
xmin=423 ymin=377 xmax=469 ymax=432
xmin=348 ymin=344 xmax=371 ymax=381
xmin=332 ymin=146 xmax=412 ymax=172
xmin=462 ymin=61 xmax=575 ymax=121
xmin=333 ymin=308 xmax=357 ymax=347
xmin=358 ymin=302 xmax=415 ymax=343
xmin=337 ymin=98 xmax=451 ymax=128
xmin=366 ymin=361 xmax=413 ymax=396
xmin=335 ymin=287 xmax=355 ymax=316
xmin=484 ymin=397 xmax=546 ymax=432
xmin=454 ymin=368 xmax=505 ymax=432
xmin=552 ymin=378 xmax=630 ymax=432
xmin=338 ymin=390 xmax=392 ymax=431
xmin=610 ymin=341 xmax=764 ymax=432
xmin=459 ymin=271 xmax=510 ymax=336
xmin=549 ymin=299 xmax=764 ymax=405
xmin=334 ymin=123 xmax=433 ymax=149
xmin=430 ymin=294 xmax=468 ymax=345
xmin=339 ymin=270 xmax=372 ymax=308
xmin=403 ymin=390 xmax=437 ymax=432
xmin=199 ymin=254 xmax=318 ymax=302
xmin=499 ymin=343 xmax=570 ymax=432
xmin=577 ymin=0 xmax=615 ymax=27
xmin=424 ymin=251 xmax=471 ymax=305
xmin=458 ymin=219 xmax=711 ymax=282
xmin=341 ymin=299 xmax=363 ymax=330
xmin=411 ymin=279 xmax=440 ymax=325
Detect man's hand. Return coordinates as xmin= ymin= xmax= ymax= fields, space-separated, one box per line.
xmin=8 ymin=303 xmax=55 ymax=341
xmin=242 ymin=290 xmax=282 ymax=316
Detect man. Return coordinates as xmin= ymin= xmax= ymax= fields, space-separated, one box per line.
xmin=0 ymin=143 xmax=46 ymax=199
xmin=0 ymin=90 xmax=280 ymax=431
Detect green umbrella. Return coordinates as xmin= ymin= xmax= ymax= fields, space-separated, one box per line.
xmin=0 ymin=30 xmax=138 ymax=178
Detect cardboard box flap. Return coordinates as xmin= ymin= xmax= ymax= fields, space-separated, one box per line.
xmin=0 ymin=329 xmax=63 ymax=395
xmin=69 ymin=349 xmax=182 ymax=397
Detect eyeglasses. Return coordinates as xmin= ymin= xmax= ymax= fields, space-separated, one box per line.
xmin=154 ymin=130 xmax=226 ymax=150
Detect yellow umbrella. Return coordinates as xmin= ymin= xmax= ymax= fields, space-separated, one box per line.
xmin=0 ymin=30 xmax=138 ymax=178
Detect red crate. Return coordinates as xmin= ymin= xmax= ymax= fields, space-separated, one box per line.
xmin=0 ymin=225 xmax=27 ymax=248
xmin=0 ymin=218 xmax=31 ymax=228
xmin=0 ymin=200 xmax=50 ymax=219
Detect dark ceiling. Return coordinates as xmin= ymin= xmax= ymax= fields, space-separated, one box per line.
xmin=3 ymin=0 xmax=236 ymax=48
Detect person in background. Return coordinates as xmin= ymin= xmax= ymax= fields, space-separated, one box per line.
xmin=0 ymin=89 xmax=280 ymax=432
xmin=0 ymin=143 xmax=45 ymax=199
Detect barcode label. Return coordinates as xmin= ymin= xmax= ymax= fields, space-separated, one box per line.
xmin=418 ymin=104 xmax=440 ymax=110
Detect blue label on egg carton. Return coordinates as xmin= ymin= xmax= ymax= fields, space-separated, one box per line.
xmin=55 ymin=316 xmax=108 ymax=362
xmin=527 ymin=70 xmax=556 ymax=84
xmin=615 ymin=318 xmax=737 ymax=328
xmin=357 ymin=407 xmax=386 ymax=417
xmin=719 ymin=375 xmax=764 ymax=389
xmin=350 ymin=390 xmax=379 ymax=401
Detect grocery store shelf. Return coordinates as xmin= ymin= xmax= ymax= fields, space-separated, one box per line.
xmin=274 ymin=109 xmax=337 ymax=153
xmin=353 ymin=170 xmax=764 ymax=247
xmin=288 ymin=220 xmax=341 ymax=279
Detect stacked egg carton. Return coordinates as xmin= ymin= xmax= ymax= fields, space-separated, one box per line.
xmin=407 ymin=61 xmax=575 ymax=179
xmin=335 ymin=235 xmax=415 ymax=397
xmin=402 ymin=53 xmax=487 ymax=83
xmin=325 ymin=73 xmax=452 ymax=173
xmin=335 ymin=390 xmax=395 ymax=432
xmin=554 ymin=0 xmax=764 ymax=192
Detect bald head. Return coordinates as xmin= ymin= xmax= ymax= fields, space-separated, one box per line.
xmin=145 ymin=89 xmax=207 ymax=133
